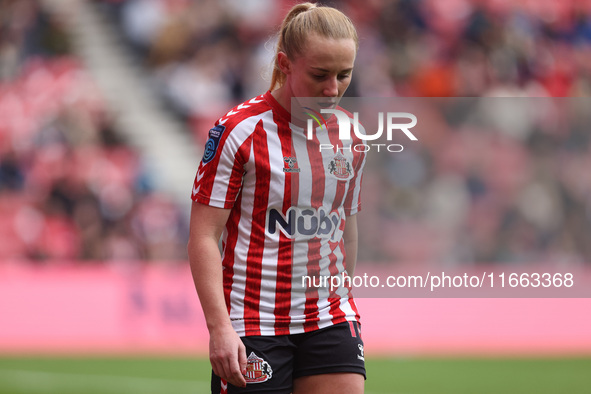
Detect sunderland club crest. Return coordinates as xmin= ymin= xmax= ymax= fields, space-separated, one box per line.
xmin=244 ymin=352 xmax=273 ymax=383
xmin=328 ymin=151 xmax=353 ymax=180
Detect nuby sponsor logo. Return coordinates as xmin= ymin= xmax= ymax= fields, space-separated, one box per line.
xmin=266 ymin=207 xmax=343 ymax=241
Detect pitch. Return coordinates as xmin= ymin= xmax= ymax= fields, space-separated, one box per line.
xmin=0 ymin=356 xmax=589 ymax=393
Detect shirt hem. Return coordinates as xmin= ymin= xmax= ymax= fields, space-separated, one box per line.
xmin=234 ymin=316 xmax=360 ymax=337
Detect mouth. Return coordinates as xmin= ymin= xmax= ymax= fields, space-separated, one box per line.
xmin=317 ymin=100 xmax=338 ymax=109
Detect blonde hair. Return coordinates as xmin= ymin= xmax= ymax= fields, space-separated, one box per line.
xmin=269 ymin=2 xmax=359 ymax=91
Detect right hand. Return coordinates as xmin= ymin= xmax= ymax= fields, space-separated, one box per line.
xmin=209 ymin=325 xmax=248 ymax=388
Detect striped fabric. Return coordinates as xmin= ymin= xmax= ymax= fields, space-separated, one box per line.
xmin=191 ymin=91 xmax=366 ymax=337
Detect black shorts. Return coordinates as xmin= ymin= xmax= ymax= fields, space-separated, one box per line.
xmin=211 ymin=321 xmax=366 ymax=394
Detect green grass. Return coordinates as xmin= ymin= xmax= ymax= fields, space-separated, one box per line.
xmin=365 ymin=357 xmax=591 ymax=394
xmin=0 ymin=356 xmax=589 ymax=393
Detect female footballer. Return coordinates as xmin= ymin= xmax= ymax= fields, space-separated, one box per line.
xmin=188 ymin=2 xmax=366 ymax=393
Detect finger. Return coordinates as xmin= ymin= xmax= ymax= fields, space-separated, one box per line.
xmin=213 ymin=363 xmax=237 ymax=390
xmin=234 ymin=370 xmax=247 ymax=388
xmin=233 ymin=347 xmax=248 ymax=388
xmin=213 ymin=350 xmax=243 ymax=388
xmin=220 ymin=358 xmax=236 ymax=385
xmin=229 ymin=352 xmax=247 ymax=387
xmin=210 ymin=359 xmax=224 ymax=382
xmin=238 ymin=344 xmax=247 ymax=376
xmin=211 ymin=353 xmax=234 ymax=385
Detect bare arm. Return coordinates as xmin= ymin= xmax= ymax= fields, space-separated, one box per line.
xmin=187 ymin=202 xmax=247 ymax=388
xmin=343 ymin=214 xmax=358 ymax=276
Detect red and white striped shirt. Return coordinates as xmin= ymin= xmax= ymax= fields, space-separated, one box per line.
xmin=191 ymin=91 xmax=365 ymax=337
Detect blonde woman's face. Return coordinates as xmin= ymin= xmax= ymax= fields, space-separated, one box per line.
xmin=283 ymin=33 xmax=356 ymax=103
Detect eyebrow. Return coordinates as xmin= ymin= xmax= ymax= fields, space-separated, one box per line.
xmin=310 ymin=66 xmax=354 ymax=73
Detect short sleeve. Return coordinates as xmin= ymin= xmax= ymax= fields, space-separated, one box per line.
xmin=191 ymin=123 xmax=248 ymax=209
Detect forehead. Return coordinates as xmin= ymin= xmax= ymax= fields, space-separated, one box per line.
xmin=297 ymin=34 xmax=356 ymax=70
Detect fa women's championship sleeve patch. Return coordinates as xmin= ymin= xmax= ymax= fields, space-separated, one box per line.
xmin=202 ymin=125 xmax=226 ymax=164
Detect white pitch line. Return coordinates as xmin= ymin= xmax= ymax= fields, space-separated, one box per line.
xmin=0 ymin=368 xmax=210 ymax=394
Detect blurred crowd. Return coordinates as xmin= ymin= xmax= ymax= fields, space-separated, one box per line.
xmin=95 ymin=0 xmax=591 ymax=142
xmin=358 ymin=97 xmax=591 ymax=265
xmin=0 ymin=0 xmax=188 ymax=262
xmin=2 ymin=0 xmax=591 ymax=264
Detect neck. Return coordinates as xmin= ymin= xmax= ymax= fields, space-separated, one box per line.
xmin=271 ymin=86 xmax=290 ymax=114
xmin=270 ymin=86 xmax=310 ymax=128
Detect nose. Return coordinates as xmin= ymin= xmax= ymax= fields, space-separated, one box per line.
xmin=323 ymin=76 xmax=339 ymax=97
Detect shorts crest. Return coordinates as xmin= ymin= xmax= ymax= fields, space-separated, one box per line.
xmin=244 ymin=352 xmax=273 ymax=384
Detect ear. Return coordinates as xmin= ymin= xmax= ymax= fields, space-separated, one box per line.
xmin=277 ymin=52 xmax=292 ymax=76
